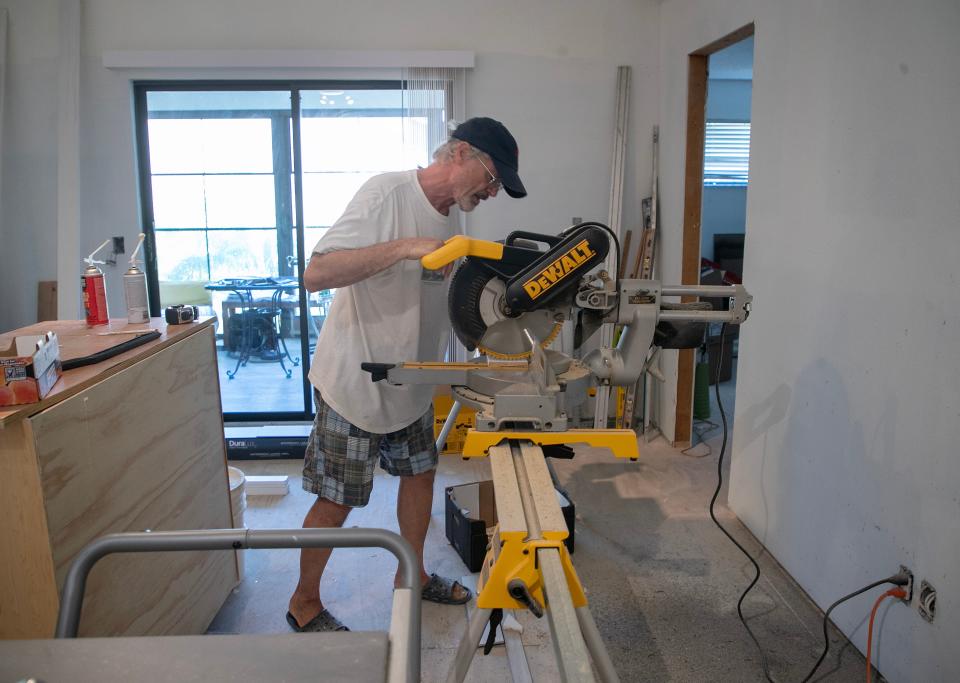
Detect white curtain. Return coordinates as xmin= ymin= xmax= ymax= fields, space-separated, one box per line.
xmin=400 ymin=66 xmax=466 ymax=169
xmin=401 ymin=66 xmax=468 ymax=361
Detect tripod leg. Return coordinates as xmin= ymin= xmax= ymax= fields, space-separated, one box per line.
xmin=446 ymin=606 xmax=491 ymax=683
xmin=576 ymin=606 xmax=620 ymax=683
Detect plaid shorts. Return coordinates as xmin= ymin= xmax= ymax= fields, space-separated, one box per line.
xmin=302 ymin=390 xmax=438 ymax=507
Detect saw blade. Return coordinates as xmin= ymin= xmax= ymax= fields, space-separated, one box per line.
xmin=476 ymin=277 xmax=562 ymax=357
xmin=448 ymin=259 xmax=563 ymax=359
xmin=478 ymin=321 xmax=563 ymax=359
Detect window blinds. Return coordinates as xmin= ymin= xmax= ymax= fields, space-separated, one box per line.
xmin=703 ymin=121 xmax=751 ymax=187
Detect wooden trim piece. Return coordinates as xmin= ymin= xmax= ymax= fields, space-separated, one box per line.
xmin=672 ymin=23 xmax=754 ymax=444
xmin=37 ymin=281 xmax=58 ymax=322
xmin=675 ymin=54 xmax=709 ymax=445
xmin=692 ymin=23 xmax=755 ymax=57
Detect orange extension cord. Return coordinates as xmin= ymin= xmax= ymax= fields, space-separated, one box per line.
xmin=866 ymin=587 xmax=907 ymax=683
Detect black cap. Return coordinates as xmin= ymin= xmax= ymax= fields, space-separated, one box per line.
xmin=451 ymin=117 xmax=527 ymax=199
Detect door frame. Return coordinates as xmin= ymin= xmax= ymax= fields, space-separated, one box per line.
xmin=674 ymin=22 xmax=754 ymax=445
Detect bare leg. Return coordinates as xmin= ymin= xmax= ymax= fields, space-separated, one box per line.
xmin=396 ymin=469 xmax=434 ymax=586
xmin=288 ymin=496 xmax=351 ymax=626
xmin=394 ymin=469 xmax=468 ymax=600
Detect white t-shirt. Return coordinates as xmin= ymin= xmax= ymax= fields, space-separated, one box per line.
xmin=307 ymin=170 xmax=457 ymax=433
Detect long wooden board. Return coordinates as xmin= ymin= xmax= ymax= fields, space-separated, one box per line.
xmin=675 ymin=55 xmax=709 ymax=446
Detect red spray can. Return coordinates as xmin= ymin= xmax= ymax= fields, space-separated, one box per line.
xmin=82 ymin=239 xmax=111 ymax=326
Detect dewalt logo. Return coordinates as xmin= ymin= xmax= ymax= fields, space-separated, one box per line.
xmin=522 ymin=239 xmax=597 ymax=300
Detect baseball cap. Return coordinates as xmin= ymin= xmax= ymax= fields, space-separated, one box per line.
xmin=451 ymin=117 xmax=527 ymax=198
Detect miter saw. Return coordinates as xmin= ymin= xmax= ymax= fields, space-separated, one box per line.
xmin=361 ymin=223 xmax=752 ymax=682
xmin=361 ymin=221 xmax=751 ymax=458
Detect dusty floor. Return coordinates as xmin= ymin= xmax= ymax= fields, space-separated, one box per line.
xmin=212 ymin=383 xmax=867 ymax=681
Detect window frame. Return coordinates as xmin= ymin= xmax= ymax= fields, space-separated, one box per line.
xmin=133 ymin=79 xmax=446 ymax=422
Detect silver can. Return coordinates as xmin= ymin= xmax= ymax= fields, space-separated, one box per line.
xmin=123 ymin=264 xmax=149 ymax=324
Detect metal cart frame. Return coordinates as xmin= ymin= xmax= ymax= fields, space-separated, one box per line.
xmin=55 ymin=527 xmax=421 ymax=683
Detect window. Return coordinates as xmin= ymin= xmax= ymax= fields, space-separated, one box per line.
xmin=134 ymin=81 xmax=450 ymax=421
xmin=703 ymin=121 xmax=750 ymax=187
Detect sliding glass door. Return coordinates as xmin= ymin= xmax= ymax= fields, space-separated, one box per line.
xmin=134 ymin=81 xmax=446 ymax=421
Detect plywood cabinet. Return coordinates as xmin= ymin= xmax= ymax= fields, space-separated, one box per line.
xmin=0 ymin=319 xmax=237 ymax=638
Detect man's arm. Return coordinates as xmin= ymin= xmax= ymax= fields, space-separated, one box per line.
xmin=303 ymin=237 xmax=445 ymax=292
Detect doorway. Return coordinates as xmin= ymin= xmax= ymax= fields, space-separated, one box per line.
xmin=676 ymin=25 xmax=754 ymax=445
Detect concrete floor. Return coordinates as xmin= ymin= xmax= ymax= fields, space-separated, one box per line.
xmin=211 ymin=401 xmax=868 ymax=681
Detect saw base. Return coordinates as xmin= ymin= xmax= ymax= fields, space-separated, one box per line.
xmin=461 ymin=428 xmax=640 ymax=460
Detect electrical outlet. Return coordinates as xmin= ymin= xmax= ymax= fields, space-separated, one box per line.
xmin=898 ymin=565 xmax=914 ymax=603
xmin=112 ymin=236 xmax=125 ymax=255
xmin=918 ymin=580 xmax=936 ymax=623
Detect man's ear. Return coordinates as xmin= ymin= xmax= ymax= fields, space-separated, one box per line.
xmin=452 ymin=140 xmax=470 ymax=164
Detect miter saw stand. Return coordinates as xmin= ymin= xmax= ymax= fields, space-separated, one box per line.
xmin=362 ymin=231 xmax=752 ymax=683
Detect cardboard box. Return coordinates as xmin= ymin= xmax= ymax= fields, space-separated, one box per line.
xmin=433 ymin=389 xmax=477 ymax=455
xmin=558 ymin=489 xmax=576 ymax=554
xmin=225 ymin=425 xmax=310 ymax=461
xmin=445 ymin=480 xmax=575 ymax=573
xmin=0 ymin=332 xmax=62 ymax=407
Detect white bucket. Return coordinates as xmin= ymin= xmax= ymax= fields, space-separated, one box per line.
xmin=227 ymin=466 xmax=246 ymax=578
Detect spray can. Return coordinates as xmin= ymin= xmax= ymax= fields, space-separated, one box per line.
xmin=123 ymin=233 xmax=149 ymax=324
xmin=82 ymin=239 xmax=112 ymax=326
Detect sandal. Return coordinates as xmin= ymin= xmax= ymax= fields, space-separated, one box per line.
xmin=421 ymin=573 xmax=472 ymax=605
xmin=285 ymin=608 xmax=350 ymax=632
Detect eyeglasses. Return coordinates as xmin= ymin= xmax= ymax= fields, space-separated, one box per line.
xmin=474 ymin=154 xmax=502 ymax=190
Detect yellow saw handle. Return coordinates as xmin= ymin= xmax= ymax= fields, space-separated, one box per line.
xmin=421 ymin=235 xmax=504 ymax=270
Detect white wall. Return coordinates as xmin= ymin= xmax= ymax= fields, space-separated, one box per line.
xmin=659 ymin=1 xmax=960 ymax=681
xmin=0 ymin=0 xmax=659 ymax=332
xmin=0 ymin=1 xmax=61 ymax=330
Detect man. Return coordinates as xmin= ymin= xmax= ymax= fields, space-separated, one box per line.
xmin=287 ymin=117 xmax=527 ymax=632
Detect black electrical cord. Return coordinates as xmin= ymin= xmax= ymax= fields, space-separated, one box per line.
xmin=680 ymin=418 xmax=720 ymax=458
xmin=708 ymin=323 xmax=778 ymax=682
xmin=61 ymin=330 xmax=162 ymax=371
xmin=709 ymin=323 xmax=910 ymax=682
xmin=800 ymin=572 xmax=910 ymax=683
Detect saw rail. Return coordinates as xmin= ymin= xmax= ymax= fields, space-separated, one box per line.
xmin=447 ymin=440 xmax=619 ymax=683
xmin=462 ymin=429 xmax=639 ymax=460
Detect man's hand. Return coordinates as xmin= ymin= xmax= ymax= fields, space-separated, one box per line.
xmin=404 ymin=237 xmax=455 ymax=276
xmin=402 ymin=237 xmax=446 ymax=261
